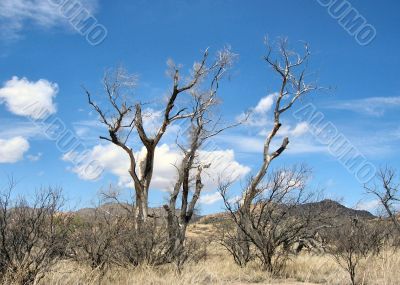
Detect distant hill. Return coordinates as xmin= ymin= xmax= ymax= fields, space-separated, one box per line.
xmin=297 ymin=199 xmax=375 ymax=220
xmin=72 ymin=199 xmax=374 ymax=225
xmin=74 ymin=203 xmax=202 ymax=222
xmin=197 ymin=199 xmax=375 ymax=225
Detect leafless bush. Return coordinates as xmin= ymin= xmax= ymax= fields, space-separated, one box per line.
xmin=116 ymin=215 xmax=207 ymax=271
xmin=69 ymin=205 xmax=126 ymax=273
xmin=115 ymin=218 xmax=169 ymax=267
xmin=0 ymin=181 xmax=70 ymax=285
xmin=324 ymin=218 xmax=386 ymax=285
xmin=218 ymin=223 xmax=253 ymax=267
xmin=221 ymin=165 xmax=330 ymax=273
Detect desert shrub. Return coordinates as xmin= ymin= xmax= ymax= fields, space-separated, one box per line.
xmin=324 ymin=218 xmax=386 ymax=285
xmin=68 ymin=201 xmax=207 ymax=276
xmin=69 ymin=206 xmax=126 ymax=273
xmin=116 ymin=216 xmax=207 ymax=271
xmin=0 ymin=183 xmax=70 ymax=285
xmin=220 ymin=166 xmax=331 ymax=274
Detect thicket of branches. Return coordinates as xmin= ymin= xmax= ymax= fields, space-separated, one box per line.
xmin=220 ymin=165 xmax=334 ymax=273
xmin=0 ymin=181 xmax=70 ymax=285
xmin=323 ymin=218 xmax=386 ymax=285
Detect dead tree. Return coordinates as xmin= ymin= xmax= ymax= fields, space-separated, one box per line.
xmin=241 ymin=38 xmax=317 ymax=217
xmin=163 ymin=50 xmax=238 ymax=263
xmin=365 ymin=166 xmax=400 ymax=235
xmin=86 ymin=48 xmax=235 ymax=226
xmin=221 ymin=38 xmax=319 ymax=269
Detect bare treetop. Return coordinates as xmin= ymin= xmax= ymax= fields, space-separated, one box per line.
xmin=85 ymin=47 xmax=237 ymax=224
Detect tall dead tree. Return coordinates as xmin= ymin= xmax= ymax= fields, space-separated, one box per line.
xmin=86 ymin=48 xmax=234 ymax=226
xmin=365 ymin=167 xmax=400 ymax=234
xmin=221 ymin=38 xmax=319 ymax=269
xmin=241 ymin=38 xmax=317 ymax=213
xmin=163 ymin=53 xmax=237 ymax=260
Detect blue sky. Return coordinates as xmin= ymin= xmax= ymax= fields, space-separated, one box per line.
xmin=0 ymin=0 xmax=399 ymax=214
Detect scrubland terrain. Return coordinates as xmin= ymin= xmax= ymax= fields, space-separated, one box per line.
xmin=39 ymin=205 xmax=400 ymax=285
xmin=1 ymin=184 xmax=399 ymax=285
xmin=38 ymin=222 xmax=400 ymax=285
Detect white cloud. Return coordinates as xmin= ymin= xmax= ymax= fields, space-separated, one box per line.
xmin=217 ymin=134 xmax=328 ymax=155
xmin=236 ymin=93 xmax=277 ymax=127
xmin=0 ymin=120 xmax=48 ymax=139
xmin=0 ymin=0 xmax=98 ymax=40
xmin=291 ymin=122 xmax=310 ymax=137
xmin=355 ymin=199 xmax=380 ymax=212
xmin=0 ymin=76 xmax=58 ymax=119
xmin=63 ymin=143 xmax=250 ymax=192
xmin=326 ymin=96 xmax=400 ymax=117
xmin=259 ymin=122 xmax=310 ymax=138
xmin=217 ymin=135 xmax=264 ymax=153
xmin=254 ymin=93 xmax=276 ymax=113
xmin=63 ymin=143 xmax=128 ymax=181
xmin=0 ymin=136 xmax=29 ymax=163
xmin=199 ymin=149 xmax=250 ymax=190
xmin=199 ymin=192 xmax=222 ymax=205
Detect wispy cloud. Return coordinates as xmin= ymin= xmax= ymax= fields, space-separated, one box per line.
xmin=217 ymin=134 xmax=329 ymax=155
xmin=0 ymin=0 xmax=98 ymax=40
xmin=325 ymin=96 xmax=400 ymax=117
xmin=199 ymin=192 xmax=222 ymax=205
xmin=0 ymin=120 xmax=49 ymax=139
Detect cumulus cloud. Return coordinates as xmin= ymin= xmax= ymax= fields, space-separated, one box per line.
xmin=236 ymin=93 xmax=277 ymax=127
xmin=0 ymin=0 xmax=98 ymax=40
xmin=0 ymin=76 xmax=58 ymax=119
xmin=0 ymin=136 xmax=29 ymax=163
xmin=254 ymin=93 xmax=276 ymax=114
xmin=199 ymin=149 xmax=250 ymax=190
xmin=62 ymin=143 xmax=127 ymax=181
xmin=63 ymin=143 xmax=250 ymax=192
xmin=291 ymin=122 xmax=310 ymax=137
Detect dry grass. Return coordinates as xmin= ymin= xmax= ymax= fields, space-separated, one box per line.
xmin=37 ymin=244 xmax=400 ymax=285
xmin=283 ymin=249 xmax=400 ymax=285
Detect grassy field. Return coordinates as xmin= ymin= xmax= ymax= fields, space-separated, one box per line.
xmin=39 ymin=244 xmax=400 ymax=285
xmin=35 ymin=219 xmax=400 ymax=285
